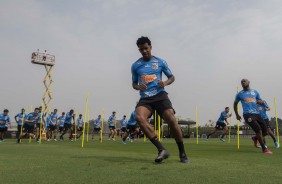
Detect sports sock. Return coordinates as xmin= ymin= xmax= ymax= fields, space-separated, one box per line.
xmin=150 ymin=136 xmax=165 ymax=152
xmin=176 ymin=142 xmax=185 ymax=154
xmin=221 ymin=134 xmax=225 ymax=139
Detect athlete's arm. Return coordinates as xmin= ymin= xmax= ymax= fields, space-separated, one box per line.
xmin=132 ymin=81 xmax=147 ymax=91
xmin=265 ymin=107 xmax=270 ymax=111
xmin=233 ymin=101 xmax=241 ymax=121
xmin=14 ymin=115 xmax=18 ymax=123
xmin=158 ymin=75 xmax=175 ymax=87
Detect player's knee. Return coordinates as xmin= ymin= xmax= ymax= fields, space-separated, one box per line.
xmin=135 ymin=114 xmax=146 ymax=124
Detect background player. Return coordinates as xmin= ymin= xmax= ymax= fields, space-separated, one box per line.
xmin=15 ymin=108 xmax=26 ymax=141
xmin=92 ymin=115 xmax=102 ymax=141
xmin=58 ymin=112 xmax=66 ymax=134
xmin=120 ymin=115 xmax=127 ymax=138
xmin=0 ymin=109 xmax=11 ymax=142
xmin=122 ymin=111 xmax=140 ymax=144
xmin=76 ymin=114 xmax=84 ymax=139
xmin=206 ymin=107 xmax=232 ymax=142
xmin=60 ymin=109 xmax=75 ymax=141
xmin=108 ymin=111 xmax=117 ymax=141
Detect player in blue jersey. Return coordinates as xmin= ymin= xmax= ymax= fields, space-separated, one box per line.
xmin=131 ymin=36 xmax=189 ymax=163
xmin=15 ymin=108 xmax=26 ymax=140
xmin=60 ymin=109 xmax=75 ymax=141
xmin=122 ymin=111 xmax=140 ymax=144
xmin=92 ymin=115 xmax=102 ymax=141
xmin=48 ymin=109 xmax=58 ymax=141
xmin=17 ymin=108 xmax=40 ymax=143
xmin=76 ymin=114 xmax=84 ymax=139
xmin=35 ymin=106 xmax=45 ymax=142
xmin=108 ymin=112 xmax=117 ymax=141
xmin=257 ymin=101 xmax=279 ymax=148
xmin=234 ymin=79 xmax=272 ymax=154
xmin=0 ymin=109 xmax=11 ymax=142
xmin=58 ymin=112 xmax=66 ymax=133
xmin=120 ymin=115 xmax=127 ymax=138
xmin=206 ymin=107 xmax=232 ymax=142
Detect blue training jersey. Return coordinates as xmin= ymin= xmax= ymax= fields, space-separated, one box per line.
xmin=25 ymin=113 xmax=38 ymax=126
xmin=49 ymin=113 xmax=58 ymax=125
xmin=120 ymin=118 xmax=127 ymax=128
xmin=58 ymin=116 xmax=66 ymax=127
xmin=94 ymin=118 xmax=101 ymax=128
xmin=46 ymin=115 xmax=51 ymax=127
xmin=0 ymin=114 xmax=10 ymax=128
xmin=108 ymin=115 xmax=116 ymax=126
xmin=15 ymin=113 xmax=26 ymax=125
xmin=77 ymin=117 xmax=83 ymax=127
xmin=127 ymin=111 xmax=137 ymax=126
xmin=217 ymin=111 xmax=230 ymax=123
xmin=65 ymin=112 xmax=73 ymax=124
xmin=36 ymin=112 xmax=44 ymax=124
xmin=235 ymin=89 xmax=262 ymax=115
xmin=257 ymin=101 xmax=269 ymax=120
xmin=131 ymin=56 xmax=173 ymax=98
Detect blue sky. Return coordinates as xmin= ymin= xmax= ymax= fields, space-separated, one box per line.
xmin=1 ymin=0 xmax=282 ymax=125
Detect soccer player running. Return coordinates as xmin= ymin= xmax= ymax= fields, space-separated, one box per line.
xmin=131 ymin=36 xmax=189 ymax=163
xmin=18 ymin=108 xmax=40 ymax=143
xmin=35 ymin=106 xmax=45 ymax=142
xmin=108 ymin=112 xmax=117 ymax=141
xmin=0 ymin=109 xmax=11 ymax=142
xmin=120 ymin=115 xmax=127 ymax=138
xmin=48 ymin=109 xmax=58 ymax=141
xmin=15 ymin=108 xmax=26 ymax=141
xmin=234 ymin=79 xmax=272 ymax=154
xmin=92 ymin=115 xmax=102 ymax=141
xmin=58 ymin=112 xmax=66 ymax=134
xmin=76 ymin=114 xmax=84 ymax=139
xmin=122 ymin=111 xmax=140 ymax=144
xmin=206 ymin=107 xmax=232 ymax=142
xmin=60 ymin=109 xmax=75 ymax=141
xmin=257 ymin=100 xmax=280 ymax=148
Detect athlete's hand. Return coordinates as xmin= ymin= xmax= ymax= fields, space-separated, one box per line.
xmin=157 ymin=80 xmax=166 ymax=87
xmin=138 ymin=83 xmax=147 ymax=91
xmin=257 ymin=100 xmax=264 ymax=105
xmin=236 ymin=114 xmax=241 ymax=121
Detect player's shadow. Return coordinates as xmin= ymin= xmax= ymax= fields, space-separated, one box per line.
xmin=72 ymin=155 xmax=152 ymax=164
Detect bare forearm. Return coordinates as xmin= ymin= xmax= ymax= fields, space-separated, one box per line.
xmin=164 ymin=75 xmax=175 ymax=86
xmin=233 ymin=102 xmax=239 ymax=116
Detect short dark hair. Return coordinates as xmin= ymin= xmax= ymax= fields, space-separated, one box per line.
xmin=112 ymin=111 xmax=116 ymax=114
xmin=225 ymin=107 xmax=229 ymax=110
xmin=136 ymin=36 xmax=151 ymax=47
xmin=35 ymin=108 xmax=40 ymax=111
xmin=4 ymin=109 xmax=9 ymax=113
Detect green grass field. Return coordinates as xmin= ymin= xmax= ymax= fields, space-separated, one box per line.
xmin=0 ymin=137 xmax=281 ymax=184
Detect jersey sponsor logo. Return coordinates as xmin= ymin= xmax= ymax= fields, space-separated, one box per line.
xmin=152 ymin=63 xmax=158 ymax=70
xmin=137 ymin=61 xmax=141 ymax=64
xmin=251 ymin=90 xmax=255 ymax=95
xmin=258 ymin=107 xmax=262 ymax=110
xmin=244 ymin=97 xmax=256 ymax=103
xmin=144 ymin=89 xmax=158 ymax=97
xmin=154 ymin=59 xmax=158 ymax=63
xmin=145 ymin=64 xmax=150 ymax=68
xmin=141 ymin=74 xmax=157 ymax=83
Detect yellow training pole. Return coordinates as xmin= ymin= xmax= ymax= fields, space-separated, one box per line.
xmin=228 ymin=115 xmax=232 ymax=143
xmin=158 ymin=115 xmax=161 ymax=141
xmin=154 ymin=111 xmax=157 ymax=135
xmin=74 ymin=114 xmax=77 ymax=142
xmin=100 ymin=109 xmax=104 ymax=143
xmin=39 ymin=103 xmax=44 ymax=144
xmin=29 ymin=105 xmax=33 ymax=143
xmin=86 ymin=106 xmax=90 ymax=142
xmin=161 ymin=118 xmax=164 ymax=142
xmin=237 ymin=86 xmax=240 ymax=150
xmin=274 ymin=97 xmax=280 ymax=144
xmin=82 ymin=93 xmax=90 ymax=148
xmin=196 ymin=106 xmax=199 ymax=144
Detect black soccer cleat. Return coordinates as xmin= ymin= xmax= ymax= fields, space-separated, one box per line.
xmin=179 ymin=153 xmax=191 ymax=163
xmin=155 ymin=150 xmax=170 ymax=163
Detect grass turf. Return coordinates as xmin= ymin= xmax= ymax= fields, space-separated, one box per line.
xmin=0 ymin=137 xmax=281 ymax=184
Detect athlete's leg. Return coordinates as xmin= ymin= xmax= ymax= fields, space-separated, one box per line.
xmin=207 ymin=129 xmax=218 ymax=139
xmin=221 ymin=126 xmax=228 ymax=139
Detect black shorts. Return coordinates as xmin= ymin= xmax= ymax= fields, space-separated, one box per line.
xmin=215 ymin=122 xmax=226 ymax=130
xmin=64 ymin=123 xmax=72 ymax=131
xmin=77 ymin=127 xmax=83 ymax=131
xmin=127 ymin=124 xmax=139 ymax=132
xmin=17 ymin=125 xmax=23 ymax=132
xmin=136 ymin=91 xmax=175 ymax=118
xmin=243 ymin=114 xmax=267 ymax=134
xmin=264 ymin=119 xmax=271 ymax=129
xmin=94 ymin=128 xmax=101 ymax=132
xmin=109 ymin=126 xmax=116 ymax=130
xmin=49 ymin=124 xmax=57 ymax=131
xmin=0 ymin=127 xmax=7 ymax=132
xmin=25 ymin=125 xmax=35 ymax=133
xmin=121 ymin=127 xmax=127 ymax=132
xmin=59 ymin=127 xmax=64 ymax=132
xmin=36 ymin=123 xmax=42 ymax=129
